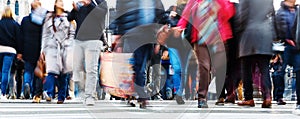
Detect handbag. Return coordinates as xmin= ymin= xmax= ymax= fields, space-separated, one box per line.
xmin=34 ymin=53 xmax=47 ymax=79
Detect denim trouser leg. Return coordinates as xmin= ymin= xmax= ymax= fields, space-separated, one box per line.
xmin=22 ymin=62 xmax=35 ymax=95
xmin=44 ymin=73 xmax=57 ymax=97
xmin=133 ymin=44 xmax=152 ymax=100
xmin=169 ymin=48 xmax=182 ymax=96
xmin=56 ymin=73 xmax=68 ymax=101
xmin=0 ymin=53 xmax=15 ymax=96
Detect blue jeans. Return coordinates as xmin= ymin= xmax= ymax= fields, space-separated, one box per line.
xmin=22 ymin=62 xmax=35 ymax=96
xmin=0 ymin=53 xmax=15 ymax=96
xmin=44 ymin=73 xmax=68 ymax=101
xmin=169 ymin=48 xmax=182 ymax=96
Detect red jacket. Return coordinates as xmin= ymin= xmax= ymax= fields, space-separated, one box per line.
xmin=177 ymin=0 xmax=235 ymax=43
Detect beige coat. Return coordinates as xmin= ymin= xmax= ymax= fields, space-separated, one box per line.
xmin=42 ymin=13 xmax=75 ymax=74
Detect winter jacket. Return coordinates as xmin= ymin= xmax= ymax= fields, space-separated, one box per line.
xmin=276 ymin=1 xmax=297 ymax=41
xmin=238 ymin=0 xmax=276 ymax=57
xmin=68 ymin=1 xmax=107 ymax=41
xmin=177 ymin=0 xmax=235 ymax=43
xmin=110 ymin=0 xmax=165 ymax=35
xmin=42 ymin=13 xmax=75 ymax=74
xmin=20 ymin=14 xmax=43 ymax=64
xmin=0 ymin=18 xmax=21 ymax=53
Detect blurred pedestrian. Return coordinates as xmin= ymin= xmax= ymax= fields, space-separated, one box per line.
xmin=41 ymin=0 xmax=75 ymax=104
xmin=0 ymin=7 xmax=21 ymax=100
xmin=237 ymin=0 xmax=276 ymax=108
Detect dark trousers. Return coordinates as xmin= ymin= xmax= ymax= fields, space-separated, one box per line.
xmin=272 ymin=72 xmax=285 ymax=101
xmin=219 ymin=39 xmax=241 ymax=99
xmin=133 ymin=44 xmax=161 ymax=100
xmin=241 ymin=55 xmax=272 ymax=100
xmin=193 ymin=43 xmax=226 ymax=100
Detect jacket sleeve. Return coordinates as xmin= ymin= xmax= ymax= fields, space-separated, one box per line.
xmin=41 ymin=19 xmax=52 ymax=53
xmin=275 ymin=9 xmax=288 ymax=40
xmin=177 ymin=0 xmax=196 ymax=29
xmin=67 ymin=9 xmax=77 ymax=21
xmin=236 ymin=0 xmax=249 ymax=36
xmin=15 ymin=21 xmax=22 ymax=54
xmin=18 ymin=18 xmax=25 ymax=54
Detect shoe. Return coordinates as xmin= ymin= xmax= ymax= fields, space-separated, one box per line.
xmin=32 ymin=95 xmax=41 ymax=103
xmin=19 ymin=93 xmax=25 ymax=100
xmin=152 ymin=94 xmax=163 ymax=101
xmin=66 ymin=96 xmax=72 ymax=100
xmin=0 ymin=95 xmax=7 ymax=100
xmin=198 ymin=100 xmax=208 ymax=108
xmin=85 ymin=98 xmax=95 ymax=106
xmin=166 ymin=88 xmax=173 ymax=100
xmin=237 ymin=100 xmax=255 ymax=107
xmin=262 ymin=99 xmax=272 ymax=108
xmin=24 ymin=83 xmax=31 ymax=99
xmin=215 ymin=98 xmax=225 ymax=105
xmin=43 ymin=91 xmax=51 ymax=102
xmin=127 ymin=100 xmax=136 ymax=107
xmin=277 ymin=98 xmax=286 ymax=105
xmin=225 ymin=95 xmax=236 ymax=104
xmin=9 ymin=93 xmax=16 ymax=100
xmin=57 ymin=100 xmax=64 ymax=104
xmin=293 ymin=105 xmax=300 ymax=115
xmin=175 ymin=95 xmax=185 ymax=105
xmin=139 ymin=100 xmax=147 ymax=109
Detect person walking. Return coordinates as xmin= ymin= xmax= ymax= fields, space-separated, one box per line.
xmin=42 ymin=0 xmax=75 ymax=104
xmin=237 ymin=0 xmax=276 ymax=108
xmin=0 ymin=7 xmax=21 ymax=100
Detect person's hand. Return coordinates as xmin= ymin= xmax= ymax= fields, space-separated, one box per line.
xmin=170 ymin=11 xmax=177 ymax=17
xmin=161 ymin=50 xmax=169 ymax=60
xmin=17 ymin=54 xmax=23 ymax=62
xmin=157 ymin=25 xmax=171 ymax=45
xmin=172 ymin=27 xmax=184 ymax=38
xmin=286 ymin=39 xmax=296 ymax=47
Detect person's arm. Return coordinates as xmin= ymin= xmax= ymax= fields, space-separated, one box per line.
xmin=176 ymin=0 xmax=195 ymax=29
xmin=15 ymin=21 xmax=22 ymax=60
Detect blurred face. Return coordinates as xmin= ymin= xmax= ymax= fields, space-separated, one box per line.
xmin=287 ymin=0 xmax=296 ymax=4
xmin=55 ymin=0 xmax=64 ymax=10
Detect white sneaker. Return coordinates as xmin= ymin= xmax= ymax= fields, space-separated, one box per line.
xmin=293 ymin=105 xmax=300 ymax=115
xmin=0 ymin=95 xmax=7 ymax=100
xmin=85 ymin=98 xmax=95 ymax=106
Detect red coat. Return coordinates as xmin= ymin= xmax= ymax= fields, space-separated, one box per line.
xmin=177 ymin=0 xmax=235 ymax=43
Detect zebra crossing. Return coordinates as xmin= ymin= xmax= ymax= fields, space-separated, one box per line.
xmin=0 ymin=100 xmax=300 ymax=119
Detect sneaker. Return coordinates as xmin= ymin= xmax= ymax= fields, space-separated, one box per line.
xmin=166 ymin=88 xmax=173 ymax=100
xmin=198 ymin=100 xmax=208 ymax=108
xmin=57 ymin=100 xmax=64 ymax=104
xmin=175 ymin=95 xmax=185 ymax=105
xmin=127 ymin=100 xmax=136 ymax=107
xmin=85 ymin=98 xmax=95 ymax=106
xmin=139 ymin=100 xmax=148 ymax=109
xmin=19 ymin=93 xmax=25 ymax=99
xmin=293 ymin=105 xmax=300 ymax=115
xmin=152 ymin=94 xmax=163 ymax=101
xmin=0 ymin=95 xmax=7 ymax=100
xmin=43 ymin=91 xmax=51 ymax=102
xmin=24 ymin=83 xmax=31 ymax=99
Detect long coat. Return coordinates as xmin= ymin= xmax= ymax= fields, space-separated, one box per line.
xmin=20 ymin=14 xmax=42 ymax=64
xmin=238 ymin=0 xmax=276 ymax=58
xmin=42 ymin=13 xmax=75 ymax=74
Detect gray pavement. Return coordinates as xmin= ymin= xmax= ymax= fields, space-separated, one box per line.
xmin=0 ymin=100 xmax=300 ymax=119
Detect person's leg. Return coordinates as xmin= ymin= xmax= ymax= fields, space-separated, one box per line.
xmin=257 ymin=55 xmax=272 ymax=108
xmin=1 ymin=53 xmax=15 ymax=97
xmin=72 ymin=40 xmax=85 ymax=98
xmin=194 ymin=44 xmax=211 ymax=108
xmin=22 ymin=62 xmax=35 ymax=99
xmin=43 ymin=73 xmax=57 ymax=101
xmin=238 ymin=56 xmax=255 ymax=107
xmin=83 ymin=40 xmax=102 ymax=105
xmin=56 ymin=73 xmax=68 ymax=103
xmin=15 ymin=60 xmax=24 ymax=99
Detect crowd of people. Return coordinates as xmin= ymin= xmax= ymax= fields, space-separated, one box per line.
xmin=0 ymin=0 xmax=300 ymax=112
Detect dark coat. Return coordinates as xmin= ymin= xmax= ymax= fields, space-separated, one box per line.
xmin=238 ymin=0 xmax=276 ymax=58
xmin=68 ymin=1 xmax=107 ymax=41
xmin=275 ymin=1 xmax=297 ymax=41
xmin=110 ymin=0 xmax=165 ymax=35
xmin=0 ymin=18 xmax=21 ymax=53
xmin=20 ymin=14 xmax=42 ymax=64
